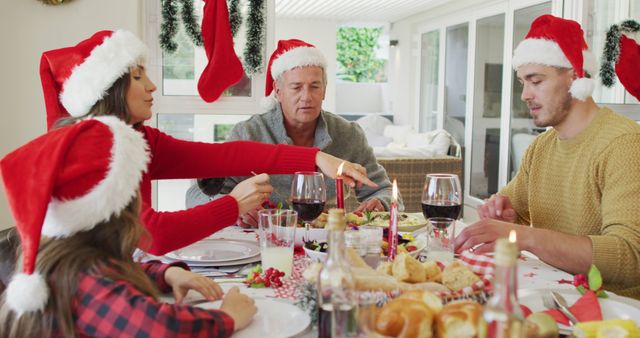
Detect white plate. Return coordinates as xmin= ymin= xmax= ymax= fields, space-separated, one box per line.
xmin=166 ymin=239 xmax=260 ymax=264
xmin=196 ymin=298 xmax=311 ymax=338
xmin=303 ymin=234 xmax=427 ymax=262
xmin=518 ymin=288 xmax=640 ymax=324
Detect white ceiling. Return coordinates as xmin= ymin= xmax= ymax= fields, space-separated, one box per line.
xmin=275 ymin=0 xmax=451 ymax=23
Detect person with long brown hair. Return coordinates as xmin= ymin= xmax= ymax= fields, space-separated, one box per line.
xmin=0 ymin=117 xmax=256 ymax=337
xmin=40 ymin=30 xmax=376 ymax=255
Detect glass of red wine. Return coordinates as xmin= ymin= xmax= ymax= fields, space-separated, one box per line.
xmin=291 ymin=172 xmax=327 ymax=241
xmin=421 ymin=173 xmax=462 ymax=219
xmin=421 ymin=173 xmax=461 ymax=263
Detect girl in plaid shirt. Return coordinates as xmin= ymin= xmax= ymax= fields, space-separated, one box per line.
xmin=0 ymin=118 xmax=257 ymax=337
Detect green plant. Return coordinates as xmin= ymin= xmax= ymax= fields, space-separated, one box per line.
xmin=336 ymin=27 xmax=386 ymax=82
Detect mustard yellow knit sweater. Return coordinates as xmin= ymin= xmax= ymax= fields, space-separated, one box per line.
xmin=501 ymin=108 xmax=640 ymax=299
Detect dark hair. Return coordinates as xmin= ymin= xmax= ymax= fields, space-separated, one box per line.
xmin=54 ymin=71 xmax=142 ymax=129
xmin=0 ymin=195 xmax=156 ymax=337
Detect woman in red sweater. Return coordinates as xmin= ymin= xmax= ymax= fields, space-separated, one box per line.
xmin=40 ymin=30 xmax=375 ymax=255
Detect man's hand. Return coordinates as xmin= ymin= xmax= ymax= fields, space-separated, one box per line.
xmin=454 ymin=218 xmax=529 ymax=255
xmin=315 ymin=152 xmax=377 ymax=189
xmin=478 ymin=194 xmax=517 ymax=222
xmin=229 ymin=174 xmax=273 ymax=215
xmin=164 ymin=267 xmax=224 ymax=304
xmin=354 ymin=198 xmax=385 ymax=213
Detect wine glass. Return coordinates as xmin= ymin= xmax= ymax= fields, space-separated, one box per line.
xmin=291 ymin=172 xmax=327 ymax=242
xmin=421 ymin=173 xmax=462 ymax=220
xmin=421 ymin=173 xmax=462 ymax=263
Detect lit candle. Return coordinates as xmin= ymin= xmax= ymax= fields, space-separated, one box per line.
xmin=336 ymin=162 xmax=345 ymax=209
xmin=388 ymin=179 xmax=399 ymax=261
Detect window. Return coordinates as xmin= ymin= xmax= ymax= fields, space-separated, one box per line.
xmin=335 ymin=25 xmax=391 ymax=118
xmin=143 ymin=0 xmax=272 ymax=211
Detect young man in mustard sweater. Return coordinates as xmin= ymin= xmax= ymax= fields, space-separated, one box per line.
xmin=454 ymin=15 xmax=640 ymax=299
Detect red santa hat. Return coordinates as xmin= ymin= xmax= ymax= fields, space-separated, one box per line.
xmin=0 ymin=116 xmax=149 ymax=316
xmin=512 ymin=14 xmax=597 ymax=101
xmin=600 ymin=20 xmax=640 ymax=101
xmin=40 ymin=30 xmax=147 ymax=130
xmin=261 ymin=39 xmax=327 ymax=111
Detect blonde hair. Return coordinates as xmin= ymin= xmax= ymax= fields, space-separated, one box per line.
xmin=0 ymin=194 xmax=157 ymax=337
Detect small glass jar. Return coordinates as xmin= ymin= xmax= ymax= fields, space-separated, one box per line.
xmin=359 ymin=226 xmax=383 ymax=268
xmin=344 ymin=230 xmax=367 ymax=257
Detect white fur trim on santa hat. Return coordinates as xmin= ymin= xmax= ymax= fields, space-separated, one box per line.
xmin=6 ymin=272 xmax=49 ymax=315
xmin=569 ymin=77 xmax=595 ymax=101
xmin=41 ymin=116 xmax=150 ymax=238
xmin=60 ymin=30 xmax=147 ymax=117
xmin=270 ymin=46 xmax=327 ymax=81
xmin=512 ymin=38 xmax=597 ymax=76
xmin=512 ymin=38 xmax=573 ymax=70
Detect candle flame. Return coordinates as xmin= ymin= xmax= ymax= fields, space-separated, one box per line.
xmin=509 ymin=230 xmax=517 ymax=243
xmin=392 ymin=179 xmax=398 ymax=200
xmin=337 ymin=161 xmax=345 ymax=176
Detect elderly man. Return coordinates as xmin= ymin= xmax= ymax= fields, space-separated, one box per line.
xmin=454 ymin=15 xmax=640 ymax=298
xmin=187 ymin=39 xmax=399 ymax=226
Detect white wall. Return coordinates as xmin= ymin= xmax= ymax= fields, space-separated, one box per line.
xmin=274 ymin=18 xmax=338 ymax=113
xmin=0 ymin=0 xmax=141 ymax=230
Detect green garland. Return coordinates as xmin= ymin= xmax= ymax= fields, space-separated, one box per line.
xmin=600 ymin=20 xmax=640 ymax=87
xmin=160 ymin=0 xmax=179 ymax=53
xmin=160 ymin=0 xmax=203 ymax=53
xmin=228 ymin=0 xmax=243 ymax=38
xmin=179 ymin=0 xmax=203 ymax=47
xmin=243 ymin=0 xmax=265 ymax=75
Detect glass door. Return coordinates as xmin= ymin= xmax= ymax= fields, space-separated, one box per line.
xmin=444 ymin=23 xmax=469 ymax=148
xmin=470 ymin=14 xmax=505 ymax=200
xmin=508 ymin=2 xmax=552 ymax=180
xmin=419 ymin=30 xmax=440 ymax=132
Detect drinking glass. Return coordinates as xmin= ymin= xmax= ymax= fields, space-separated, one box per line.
xmin=258 ymin=209 xmax=298 ymax=278
xmin=425 ymin=217 xmax=456 ymax=263
xmin=421 ymin=173 xmax=461 ymax=263
xmin=291 ymin=172 xmax=327 ymax=240
xmin=421 ymin=173 xmax=462 ymax=220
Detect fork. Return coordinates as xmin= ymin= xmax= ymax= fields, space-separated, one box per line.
xmin=542 ymin=292 xmax=578 ymax=325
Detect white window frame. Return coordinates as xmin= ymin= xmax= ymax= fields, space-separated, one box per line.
xmin=142 ymin=0 xmax=276 ymax=118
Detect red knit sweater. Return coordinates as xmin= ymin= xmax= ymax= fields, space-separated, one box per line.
xmin=137 ymin=126 xmax=318 ymax=255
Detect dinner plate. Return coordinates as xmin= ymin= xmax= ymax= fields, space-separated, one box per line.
xmin=196 ymin=298 xmax=311 ymax=338
xmin=166 ymin=239 xmax=260 ymax=264
xmin=364 ymin=212 xmax=428 ymax=232
xmin=518 ymin=288 xmax=640 ymax=324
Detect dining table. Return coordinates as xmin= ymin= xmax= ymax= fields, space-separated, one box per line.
xmin=147 ymin=223 xmax=640 ymax=337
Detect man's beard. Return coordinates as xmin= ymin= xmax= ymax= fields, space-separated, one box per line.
xmin=532 ymin=90 xmax=572 ymax=128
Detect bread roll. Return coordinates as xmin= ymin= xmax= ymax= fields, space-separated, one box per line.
xmin=441 ymin=261 xmax=480 ymax=291
xmin=377 ymin=261 xmax=393 ymax=276
xmin=398 ymin=289 xmax=443 ymax=314
xmin=422 ymin=260 xmax=442 ymax=283
xmin=435 ymin=301 xmax=482 ymax=338
xmin=392 ymin=252 xmax=426 ymax=283
xmin=375 ymin=298 xmax=434 ymax=338
xmin=345 ymin=247 xmax=371 ymax=269
xmin=406 ymin=282 xmax=451 ymax=293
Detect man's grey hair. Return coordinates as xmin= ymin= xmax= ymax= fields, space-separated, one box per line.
xmin=275 ymin=66 xmax=327 ymax=88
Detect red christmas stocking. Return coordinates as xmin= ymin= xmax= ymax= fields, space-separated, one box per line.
xmin=197 ymin=0 xmax=244 ymax=102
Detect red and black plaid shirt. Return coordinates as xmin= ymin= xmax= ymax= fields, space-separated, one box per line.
xmin=63 ymin=261 xmax=234 ymax=337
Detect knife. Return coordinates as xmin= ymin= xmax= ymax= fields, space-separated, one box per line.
xmin=551 ymin=291 xmax=579 ymax=325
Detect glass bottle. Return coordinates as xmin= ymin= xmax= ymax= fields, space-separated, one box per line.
xmin=317 ymin=208 xmax=358 ymax=338
xmin=482 ymin=232 xmax=525 ymax=338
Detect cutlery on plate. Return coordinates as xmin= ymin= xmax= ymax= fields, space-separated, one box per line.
xmin=542 ymin=292 xmax=579 ymax=325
